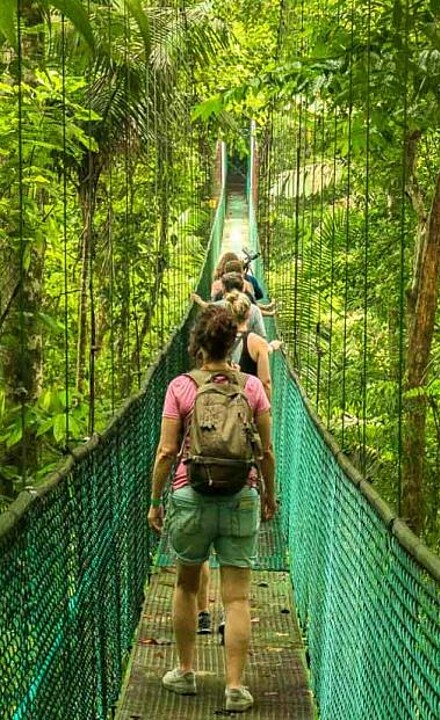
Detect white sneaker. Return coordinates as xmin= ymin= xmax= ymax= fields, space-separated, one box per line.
xmin=225 ymin=686 xmax=254 ymax=712
xmin=162 ymin=667 xmax=197 ymax=695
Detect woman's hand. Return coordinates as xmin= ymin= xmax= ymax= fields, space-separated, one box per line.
xmin=269 ymin=339 xmax=283 ymax=352
xmin=191 ymin=292 xmax=206 ymax=307
xmin=148 ymin=505 xmax=164 ymax=534
xmin=261 ymin=494 xmax=277 ymax=522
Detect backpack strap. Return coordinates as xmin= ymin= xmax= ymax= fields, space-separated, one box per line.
xmin=186 ymin=368 xmax=212 ymax=387
xmin=229 ymin=332 xmax=244 ymax=359
xmin=186 ymin=368 xmax=247 ymax=389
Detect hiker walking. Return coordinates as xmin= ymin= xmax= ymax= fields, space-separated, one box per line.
xmin=148 ymin=305 xmax=276 ymax=713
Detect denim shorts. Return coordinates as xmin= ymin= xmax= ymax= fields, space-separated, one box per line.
xmin=166 ymin=485 xmax=261 ymax=568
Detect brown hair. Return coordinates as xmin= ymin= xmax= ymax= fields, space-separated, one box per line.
xmin=221 ymin=272 xmax=245 ymax=293
xmin=224 ymin=290 xmax=251 ymax=324
xmin=224 ymin=259 xmax=244 ymax=275
xmin=213 ymin=252 xmax=239 ymax=280
xmin=188 ymin=305 xmax=237 ymax=361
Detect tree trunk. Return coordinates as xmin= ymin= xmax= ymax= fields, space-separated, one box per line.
xmin=403 ymin=169 xmax=440 ymax=533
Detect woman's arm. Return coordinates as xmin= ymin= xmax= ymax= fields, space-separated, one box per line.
xmin=249 ymin=333 xmax=272 ymax=401
xmin=148 ymin=416 xmax=182 ymax=533
xmin=255 ymin=410 xmax=276 ymax=521
xmin=191 ymin=292 xmax=208 ymax=308
xmin=210 ymin=279 xmax=223 ymax=300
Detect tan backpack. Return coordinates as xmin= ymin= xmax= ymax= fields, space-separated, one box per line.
xmin=183 ymin=369 xmax=262 ymax=495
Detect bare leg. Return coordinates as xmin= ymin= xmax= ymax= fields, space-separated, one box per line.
xmin=173 ymin=562 xmax=202 ymax=672
xmin=197 ymin=561 xmax=210 ymax=613
xmin=220 ymin=566 xmax=252 ymax=689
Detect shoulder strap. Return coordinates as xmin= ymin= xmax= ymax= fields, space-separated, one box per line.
xmin=186 ymin=369 xmax=212 ymax=387
xmin=230 ymin=332 xmax=244 ymax=356
xmin=187 ymin=367 xmax=248 ymax=390
xmin=235 ymin=371 xmax=248 ymax=391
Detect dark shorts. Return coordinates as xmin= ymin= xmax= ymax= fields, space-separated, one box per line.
xmin=166 ymin=485 xmax=261 ymax=568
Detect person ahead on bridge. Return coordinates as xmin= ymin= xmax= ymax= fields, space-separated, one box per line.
xmin=217 ymin=259 xmax=275 ymax=316
xmin=194 ymin=290 xmax=276 ymax=643
xmin=210 ymin=252 xmax=257 ymax=301
xmin=193 ymin=271 xmax=267 ymax=338
xmin=225 ymin=290 xmax=272 ymax=401
xmin=148 ymin=305 xmax=276 ymax=713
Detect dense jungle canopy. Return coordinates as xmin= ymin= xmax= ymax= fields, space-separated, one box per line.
xmin=1 ymin=0 xmax=440 ymax=553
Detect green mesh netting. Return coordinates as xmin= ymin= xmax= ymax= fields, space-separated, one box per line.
xmin=272 ymin=350 xmax=440 ymax=719
xmin=0 ymin=157 xmax=225 ymax=720
xmin=247 ymin=131 xmax=440 ymax=718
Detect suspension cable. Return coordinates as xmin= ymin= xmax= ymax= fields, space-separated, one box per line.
xmin=61 ymin=12 xmax=70 ymax=447
xmin=16 ymin=0 xmax=26 ymax=484
xmin=340 ymin=0 xmax=355 ymax=450
xmin=361 ymin=0 xmax=372 ymax=476
xmin=397 ymin=0 xmax=410 ymax=515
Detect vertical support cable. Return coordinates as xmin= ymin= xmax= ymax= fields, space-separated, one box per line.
xmin=292 ymin=0 xmax=305 ymax=370
xmin=61 ymin=13 xmax=70 ymax=446
xmin=325 ymin=0 xmax=343 ymax=428
xmin=108 ymin=0 xmax=116 ymax=415
xmin=340 ymin=0 xmax=355 ymax=449
xmin=16 ymin=0 xmax=26 ymax=484
xmin=86 ymin=0 xmax=96 ymax=435
xmin=326 ymin=101 xmax=339 ymax=427
xmin=306 ymin=88 xmax=318 ymax=397
xmin=361 ymin=0 xmax=372 ymax=475
xmin=397 ymin=0 xmax=410 ymax=515
xmin=123 ymin=0 xmax=132 ymax=394
xmin=316 ymin=106 xmax=326 ymax=409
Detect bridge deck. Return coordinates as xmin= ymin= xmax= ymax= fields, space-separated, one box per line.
xmin=115 ymin=184 xmax=315 ymax=719
xmin=115 ymin=565 xmax=315 ymax=719
xmin=221 ymin=184 xmax=250 ymax=254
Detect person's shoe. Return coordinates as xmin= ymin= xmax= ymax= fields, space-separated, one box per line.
xmin=197 ymin=611 xmax=212 ymax=634
xmin=162 ymin=668 xmax=197 ymax=695
xmin=225 ymin=686 xmax=254 ymax=712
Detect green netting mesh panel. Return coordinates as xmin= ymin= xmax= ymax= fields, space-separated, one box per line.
xmin=247 ymin=136 xmax=440 ymax=718
xmin=272 ymin=350 xmax=440 ymax=720
xmin=0 ymin=166 xmax=225 ymax=720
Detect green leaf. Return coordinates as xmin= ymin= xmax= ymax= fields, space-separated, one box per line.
xmin=37 ymin=311 xmax=65 ymax=334
xmin=192 ymin=95 xmax=223 ymax=121
xmin=0 ymin=0 xmax=17 ymax=50
xmin=6 ymin=421 xmax=23 ymax=449
xmin=68 ymin=415 xmax=81 ymax=438
xmin=43 ymin=0 xmax=95 ymax=51
xmin=53 ymin=413 xmax=67 ymax=443
xmin=125 ymin=0 xmax=151 ymax=56
xmin=36 ymin=417 xmax=55 ymax=437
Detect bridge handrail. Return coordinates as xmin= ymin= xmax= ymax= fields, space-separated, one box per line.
xmin=0 ymin=144 xmax=226 ymax=720
xmin=249 ymin=122 xmax=440 ymax=719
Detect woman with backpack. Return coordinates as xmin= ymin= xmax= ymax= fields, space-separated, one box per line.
xmin=148 ymin=305 xmax=276 ymax=713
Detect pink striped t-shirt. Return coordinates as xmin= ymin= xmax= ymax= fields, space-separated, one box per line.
xmin=163 ymin=373 xmax=270 ymax=490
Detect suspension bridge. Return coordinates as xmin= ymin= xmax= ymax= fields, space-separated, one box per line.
xmin=1 ymin=141 xmax=439 ymax=720
xmin=1 ymin=1 xmax=440 ymax=719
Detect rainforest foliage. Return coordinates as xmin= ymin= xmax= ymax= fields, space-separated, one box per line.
xmin=0 ymin=0 xmax=227 ymax=499
xmin=1 ymin=0 xmax=440 ymax=550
